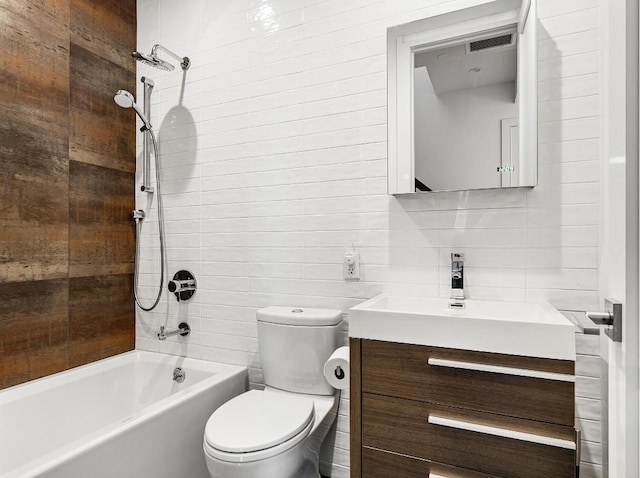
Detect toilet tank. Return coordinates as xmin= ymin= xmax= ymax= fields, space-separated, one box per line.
xmin=257 ymin=307 xmax=343 ymax=396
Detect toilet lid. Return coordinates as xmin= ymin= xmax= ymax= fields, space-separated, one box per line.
xmin=204 ymin=390 xmax=314 ymax=453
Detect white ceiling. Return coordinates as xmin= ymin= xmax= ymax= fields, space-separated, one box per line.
xmin=415 ymin=40 xmax=517 ymax=95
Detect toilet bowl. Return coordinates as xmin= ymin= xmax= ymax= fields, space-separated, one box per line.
xmin=203 ymin=306 xmax=343 ymax=478
xmin=203 ymin=388 xmax=338 ymax=478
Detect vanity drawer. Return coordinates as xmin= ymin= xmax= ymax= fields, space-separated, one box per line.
xmin=361 ymin=339 xmax=575 ymax=426
xmin=362 ymin=393 xmax=576 ymax=478
xmin=362 ymin=447 xmax=501 ymax=478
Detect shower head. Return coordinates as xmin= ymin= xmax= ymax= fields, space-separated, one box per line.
xmin=114 ymin=89 xmax=134 ymax=108
xmin=132 ymin=44 xmax=191 ymax=71
xmin=114 ymin=90 xmax=152 ymax=131
xmin=132 ymin=51 xmax=174 ymax=71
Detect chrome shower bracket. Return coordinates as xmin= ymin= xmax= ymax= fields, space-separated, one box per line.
xmin=132 ymin=209 xmax=145 ymax=221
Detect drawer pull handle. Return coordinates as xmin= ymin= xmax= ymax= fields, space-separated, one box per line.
xmin=429 ymin=475 xmax=448 ymax=478
xmin=428 ymin=358 xmax=575 ymax=382
xmin=428 ymin=415 xmax=576 ymax=450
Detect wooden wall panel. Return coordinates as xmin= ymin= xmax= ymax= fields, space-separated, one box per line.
xmin=0 ymin=2 xmax=70 ymax=109
xmin=71 ymin=0 xmax=137 ymax=68
xmin=66 ymin=0 xmax=136 ymax=368
xmin=0 ymin=1 xmax=70 ymax=284
xmin=69 ymin=275 xmax=134 ymax=367
xmin=0 ymin=0 xmax=137 ymax=390
xmin=69 ymin=161 xmax=135 ymax=277
xmin=0 ymin=280 xmax=69 ymax=389
xmin=70 ymin=43 xmax=136 ymax=172
xmin=0 ymin=108 xmax=70 ymax=283
xmin=0 ymin=0 xmax=70 ymax=29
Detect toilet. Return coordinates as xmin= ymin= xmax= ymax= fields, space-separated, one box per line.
xmin=203 ymin=306 xmax=343 ymax=478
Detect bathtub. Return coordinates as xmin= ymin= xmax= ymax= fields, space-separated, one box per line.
xmin=0 ymin=351 xmax=247 ymax=478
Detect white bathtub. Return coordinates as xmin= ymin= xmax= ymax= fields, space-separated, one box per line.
xmin=0 ymin=351 xmax=247 ymax=478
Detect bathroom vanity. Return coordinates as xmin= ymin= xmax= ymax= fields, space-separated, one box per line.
xmin=349 ymin=295 xmax=578 ymax=478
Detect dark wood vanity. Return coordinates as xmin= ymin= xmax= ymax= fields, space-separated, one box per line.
xmin=350 ymin=338 xmax=579 ymax=478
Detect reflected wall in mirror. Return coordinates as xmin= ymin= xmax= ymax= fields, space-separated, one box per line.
xmin=414 ymin=29 xmax=518 ymax=191
xmin=388 ymin=0 xmax=537 ymax=194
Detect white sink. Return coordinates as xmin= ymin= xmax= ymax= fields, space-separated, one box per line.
xmin=349 ymin=294 xmax=576 ymax=360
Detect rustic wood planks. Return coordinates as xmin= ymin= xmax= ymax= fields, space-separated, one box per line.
xmin=0 ymin=0 xmax=137 ymax=388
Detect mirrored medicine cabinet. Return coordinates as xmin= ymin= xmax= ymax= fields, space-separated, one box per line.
xmin=387 ymin=0 xmax=537 ymax=194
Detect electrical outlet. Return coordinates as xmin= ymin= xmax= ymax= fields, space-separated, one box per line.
xmin=343 ymin=252 xmax=360 ymax=280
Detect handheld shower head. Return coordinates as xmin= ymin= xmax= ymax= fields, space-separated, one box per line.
xmin=132 ymin=44 xmax=190 ymax=71
xmin=114 ymin=90 xmax=152 ymax=131
xmin=114 ymin=89 xmax=134 ymax=108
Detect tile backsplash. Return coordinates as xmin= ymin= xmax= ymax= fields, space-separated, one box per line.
xmin=135 ymin=0 xmax=601 ymax=475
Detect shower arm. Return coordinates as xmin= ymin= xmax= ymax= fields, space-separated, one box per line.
xmin=151 ymin=44 xmax=190 ymax=70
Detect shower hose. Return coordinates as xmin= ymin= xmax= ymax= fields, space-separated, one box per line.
xmin=133 ymin=128 xmax=165 ymax=312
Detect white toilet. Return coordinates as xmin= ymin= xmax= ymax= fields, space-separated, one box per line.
xmin=203 ymin=306 xmax=343 ymax=478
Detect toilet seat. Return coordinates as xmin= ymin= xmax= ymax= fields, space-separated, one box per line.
xmin=204 ymin=390 xmax=315 ymax=463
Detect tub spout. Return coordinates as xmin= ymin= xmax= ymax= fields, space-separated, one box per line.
xmin=158 ymin=322 xmax=191 ymax=341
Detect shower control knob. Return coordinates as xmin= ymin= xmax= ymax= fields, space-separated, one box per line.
xmin=168 ymin=270 xmax=196 ymax=302
xmin=168 ymin=279 xmax=195 ymax=293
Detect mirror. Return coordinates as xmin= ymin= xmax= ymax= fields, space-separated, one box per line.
xmin=387 ymin=0 xmax=537 ymax=194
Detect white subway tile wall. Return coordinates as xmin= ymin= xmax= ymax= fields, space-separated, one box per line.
xmin=135 ymin=0 xmax=601 ymax=476
xmin=575 ymin=332 xmax=605 ymax=478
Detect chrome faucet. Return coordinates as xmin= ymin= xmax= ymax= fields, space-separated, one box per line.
xmin=450 ymin=253 xmax=465 ymax=301
xmin=158 ymin=322 xmax=191 ymax=341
